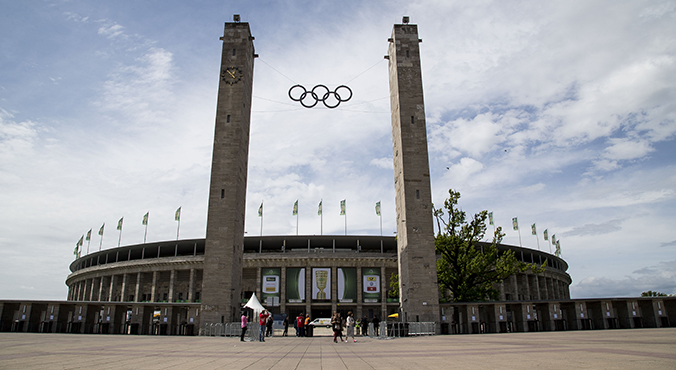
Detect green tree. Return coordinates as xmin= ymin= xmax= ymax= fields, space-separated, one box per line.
xmin=641 ymin=291 xmax=667 ymax=297
xmin=388 ymin=273 xmax=399 ymax=299
xmin=434 ymin=189 xmax=545 ymax=302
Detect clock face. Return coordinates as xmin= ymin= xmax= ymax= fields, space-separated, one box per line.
xmin=221 ymin=67 xmax=243 ymax=85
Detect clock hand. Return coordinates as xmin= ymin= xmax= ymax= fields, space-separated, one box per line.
xmin=227 ymin=70 xmax=236 ymax=78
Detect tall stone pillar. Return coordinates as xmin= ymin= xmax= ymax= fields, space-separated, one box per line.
xmin=387 ymin=18 xmax=439 ymax=325
xmin=201 ymin=18 xmax=255 ymax=327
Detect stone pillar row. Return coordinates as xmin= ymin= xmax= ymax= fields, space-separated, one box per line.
xmin=68 ymin=267 xmax=198 ymax=303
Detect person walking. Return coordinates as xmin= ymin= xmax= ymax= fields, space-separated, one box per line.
xmin=345 ymin=311 xmax=356 ymax=343
xmin=240 ymin=312 xmax=248 ymax=342
xmin=282 ymin=316 xmax=289 ymax=336
xmin=332 ymin=312 xmax=343 ymax=343
xmin=259 ymin=310 xmax=269 ymax=342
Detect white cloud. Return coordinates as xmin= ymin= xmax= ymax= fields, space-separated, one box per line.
xmin=370 ymin=157 xmax=393 ymax=169
xmin=98 ymin=24 xmax=125 ymax=39
xmin=572 ymin=260 xmax=676 ymax=298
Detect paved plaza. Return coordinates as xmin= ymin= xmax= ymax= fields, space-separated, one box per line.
xmin=1 ymin=329 xmax=675 ymax=369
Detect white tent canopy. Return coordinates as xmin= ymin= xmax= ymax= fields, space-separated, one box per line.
xmin=243 ymin=293 xmax=266 ymax=316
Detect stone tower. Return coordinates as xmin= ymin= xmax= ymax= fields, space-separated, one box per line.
xmin=201 ymin=18 xmax=255 ymax=327
xmin=387 ymin=19 xmax=440 ymax=324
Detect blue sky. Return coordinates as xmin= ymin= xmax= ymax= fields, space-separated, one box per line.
xmin=1 ymin=0 xmax=675 ymax=300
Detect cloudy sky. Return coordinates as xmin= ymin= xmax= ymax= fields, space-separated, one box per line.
xmin=1 ymin=0 xmax=675 ymax=300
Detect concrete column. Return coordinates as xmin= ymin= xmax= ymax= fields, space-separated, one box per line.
xmin=97 ymin=277 xmax=104 ymax=301
xmin=511 ymin=274 xmax=518 ymax=300
xmin=135 ymin=272 xmax=142 ymax=302
xmin=150 ymin=271 xmax=158 ymax=302
xmin=188 ymin=269 xmax=195 ymax=303
xmin=499 ymin=279 xmax=506 ymax=301
xmin=108 ymin=275 xmax=116 ymax=302
xmin=305 ymin=267 xmax=312 ymax=316
xmin=356 ymin=266 xmax=363 ymax=319
xmin=280 ymin=266 xmax=286 ymax=314
xmin=120 ymin=273 xmax=128 ymax=302
xmin=256 ymin=267 xmax=262 ymax=300
xmin=168 ymin=270 xmax=176 ymax=302
xmin=89 ymin=279 xmax=96 ymax=301
xmin=331 ymin=266 xmax=338 ymax=311
xmin=380 ymin=266 xmax=387 ymax=320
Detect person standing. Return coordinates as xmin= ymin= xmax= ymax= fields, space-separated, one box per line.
xmin=266 ymin=313 xmax=274 ymax=337
xmin=259 ymin=310 xmax=269 ymax=342
xmin=304 ymin=315 xmax=311 ymax=337
xmin=355 ymin=318 xmax=361 ymax=336
xmin=296 ymin=313 xmax=305 ymax=337
xmin=345 ymin=311 xmax=356 ymax=343
xmin=240 ymin=312 xmax=248 ymax=342
xmin=282 ymin=316 xmax=289 ymax=336
xmin=362 ymin=317 xmax=369 ymax=336
xmin=372 ymin=315 xmax=380 ymax=336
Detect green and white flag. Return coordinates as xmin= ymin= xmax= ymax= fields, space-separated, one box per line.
xmin=552 ymin=234 xmax=556 ymax=244
xmin=488 ymin=212 xmax=494 ymax=226
xmin=293 ymin=200 xmax=298 ymax=216
xmin=531 ymin=223 xmax=537 ymax=236
xmin=258 ymin=202 xmax=263 ymax=217
xmin=142 ymin=212 xmax=149 ymax=226
xmin=555 ymin=240 xmax=561 ymax=257
xmin=175 ymin=207 xmax=181 ymax=221
xmin=340 ymin=200 xmax=346 ymax=215
xmin=543 ymin=229 xmax=548 ymax=241
xmin=78 ymin=235 xmax=84 ymax=247
xmin=512 ymin=217 xmax=518 ymax=231
xmin=85 ymin=229 xmax=92 ymax=241
xmin=375 ymin=201 xmax=381 ymax=216
xmin=117 ymin=217 xmax=124 ymax=231
xmin=318 ymin=200 xmax=322 ymax=216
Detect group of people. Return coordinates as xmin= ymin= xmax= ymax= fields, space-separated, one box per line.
xmin=239 ymin=309 xmax=275 ymax=342
xmin=240 ymin=310 xmax=381 ymax=342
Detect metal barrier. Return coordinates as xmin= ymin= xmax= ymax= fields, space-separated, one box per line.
xmin=201 ymin=322 xmax=262 ymax=341
xmin=385 ymin=322 xmax=436 ymax=337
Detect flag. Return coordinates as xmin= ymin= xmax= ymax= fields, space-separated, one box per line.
xmin=73 ymin=243 xmax=79 ymax=256
xmin=512 ymin=217 xmax=518 ymax=231
xmin=318 ymin=200 xmax=322 ymax=216
xmin=293 ymin=200 xmax=298 ymax=216
xmin=78 ymin=235 xmax=84 ymax=247
xmin=258 ymin=202 xmax=263 ymax=217
xmin=98 ymin=223 xmax=105 ymax=236
xmin=555 ymin=240 xmax=561 ymax=257
xmin=142 ymin=212 xmax=149 ymax=225
xmin=340 ymin=200 xmax=346 ymax=215
xmin=543 ymin=229 xmax=548 ymax=241
xmin=552 ymin=234 xmax=556 ymax=244
xmin=85 ymin=229 xmax=92 ymax=241
xmin=375 ymin=201 xmax=381 ymax=216
xmin=117 ymin=217 xmax=124 ymax=230
xmin=175 ymin=207 xmax=181 ymax=221
xmin=531 ymin=223 xmax=536 ymax=236
xmin=488 ymin=212 xmax=494 ymax=226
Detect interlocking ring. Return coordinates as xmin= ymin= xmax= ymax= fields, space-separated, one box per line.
xmin=288 ymin=84 xmax=352 ymax=108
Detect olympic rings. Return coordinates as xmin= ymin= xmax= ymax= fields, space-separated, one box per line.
xmin=288 ymin=84 xmax=352 ymax=108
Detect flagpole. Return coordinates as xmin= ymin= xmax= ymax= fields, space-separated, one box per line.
xmin=296 ymin=211 xmax=299 ymax=236
xmin=260 ymin=201 xmax=263 ymax=236
xmin=320 ymin=199 xmax=323 ymax=236
xmin=144 ymin=224 xmax=148 ymax=244
xmin=118 ymin=229 xmax=122 ymax=247
xmin=87 ymin=239 xmax=91 ymax=255
xmin=176 ymin=218 xmax=180 ymax=240
xmin=517 ymin=228 xmax=522 ymax=248
xmin=98 ymin=223 xmax=105 ymax=251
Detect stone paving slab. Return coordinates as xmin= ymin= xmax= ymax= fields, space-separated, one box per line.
xmin=0 ymin=329 xmax=675 ymax=369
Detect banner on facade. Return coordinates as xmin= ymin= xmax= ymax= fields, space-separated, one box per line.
xmin=286 ymin=267 xmax=305 ymax=303
xmin=312 ymin=267 xmax=331 ymax=301
xmin=362 ymin=268 xmax=381 ymax=303
xmin=337 ymin=267 xmax=356 ymax=303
